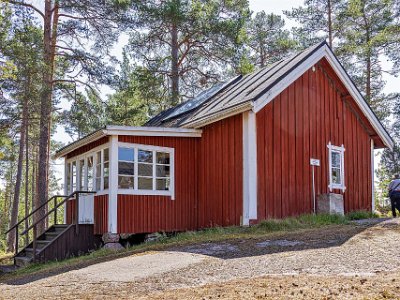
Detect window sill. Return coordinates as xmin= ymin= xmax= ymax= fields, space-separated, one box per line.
xmin=328 ymin=184 xmax=346 ymax=192
xmin=117 ymin=189 xmax=174 ymax=199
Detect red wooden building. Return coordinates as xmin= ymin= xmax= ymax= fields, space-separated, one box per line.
xmin=56 ymin=42 xmax=393 ymax=237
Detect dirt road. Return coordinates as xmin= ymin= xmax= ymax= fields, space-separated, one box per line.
xmin=1 ymin=218 xmax=400 ymax=299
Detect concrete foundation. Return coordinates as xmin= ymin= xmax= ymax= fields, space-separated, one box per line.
xmin=317 ymin=193 xmax=344 ymax=215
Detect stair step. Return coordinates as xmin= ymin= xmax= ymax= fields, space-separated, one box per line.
xmin=15 ymin=256 xmax=32 ymax=267
xmin=44 ymin=232 xmax=60 ymax=241
xmin=25 ymin=248 xmax=40 ymax=254
xmin=32 ymin=240 xmax=50 ymax=249
xmin=52 ymin=225 xmax=69 ymax=233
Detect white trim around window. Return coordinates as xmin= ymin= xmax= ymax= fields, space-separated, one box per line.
xmin=118 ymin=142 xmax=175 ymax=200
xmin=327 ymin=142 xmax=346 ymax=192
xmin=64 ymin=141 xmax=175 ymax=199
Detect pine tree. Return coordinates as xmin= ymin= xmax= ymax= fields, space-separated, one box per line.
xmin=284 ymin=0 xmax=345 ymax=48
xmin=247 ymin=11 xmax=296 ymax=68
xmin=126 ymin=0 xmax=250 ymax=105
xmin=336 ymin=0 xmax=400 ymax=123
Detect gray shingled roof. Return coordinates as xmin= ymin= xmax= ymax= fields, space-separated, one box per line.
xmin=146 ymin=42 xmax=325 ymax=128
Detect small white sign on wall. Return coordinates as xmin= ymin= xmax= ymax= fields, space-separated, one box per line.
xmin=310 ymin=158 xmax=320 ymax=167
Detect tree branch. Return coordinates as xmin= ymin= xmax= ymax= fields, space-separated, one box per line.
xmin=0 ymin=0 xmax=45 ymax=19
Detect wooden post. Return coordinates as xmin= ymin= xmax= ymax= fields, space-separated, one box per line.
xmin=33 ymin=225 xmax=37 ymax=263
xmin=54 ymin=196 xmax=57 ymax=225
xmin=15 ymin=225 xmax=19 ymax=257
xmin=75 ymin=193 xmax=79 ymax=235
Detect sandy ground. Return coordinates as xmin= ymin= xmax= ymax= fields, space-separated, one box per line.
xmin=1 ymin=218 xmax=400 ymax=299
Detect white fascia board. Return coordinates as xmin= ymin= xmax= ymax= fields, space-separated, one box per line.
xmin=104 ymin=125 xmax=202 ymax=137
xmin=253 ymin=47 xmax=326 ymax=114
xmin=53 ymin=129 xmax=107 ymax=159
xmin=253 ymin=44 xmax=393 ymax=150
xmin=323 ymin=49 xmax=393 ymax=150
xmin=182 ymin=102 xmax=253 ymax=129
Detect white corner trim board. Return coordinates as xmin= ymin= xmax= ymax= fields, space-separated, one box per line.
xmin=253 ymin=44 xmax=393 ymax=150
xmin=242 ymin=111 xmax=258 ymax=226
xmin=108 ymin=135 xmax=119 ymax=233
xmin=371 ymin=139 xmax=375 ymax=212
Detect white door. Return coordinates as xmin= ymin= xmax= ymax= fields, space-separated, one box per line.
xmin=78 ymin=155 xmax=95 ymax=224
xmin=79 ymin=194 xmax=94 ymax=224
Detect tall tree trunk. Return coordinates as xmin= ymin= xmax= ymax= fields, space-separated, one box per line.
xmin=7 ymin=97 xmax=28 ymax=252
xmin=36 ymin=0 xmax=58 ymax=234
xmin=327 ymin=0 xmax=333 ymax=48
xmin=171 ymin=23 xmax=179 ymax=105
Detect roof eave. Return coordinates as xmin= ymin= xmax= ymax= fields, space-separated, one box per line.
xmin=252 ymin=43 xmax=393 ymax=150
xmin=54 ymin=126 xmax=203 ymax=159
xmin=181 ymin=102 xmax=253 ymax=129
xmin=53 ymin=129 xmax=107 ymax=159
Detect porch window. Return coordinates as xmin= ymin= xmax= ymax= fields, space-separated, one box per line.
xmin=118 ymin=145 xmax=173 ymax=195
xmin=103 ymin=148 xmax=109 ymax=189
xmin=87 ymin=156 xmax=94 ymax=191
xmin=94 ymin=148 xmax=109 ymax=191
xmin=328 ymin=142 xmax=345 ymax=191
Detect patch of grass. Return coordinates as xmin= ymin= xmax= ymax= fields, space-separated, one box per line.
xmin=2 ymin=211 xmax=377 ymax=280
xmin=346 ymin=210 xmax=379 ymax=220
xmin=257 ymin=213 xmax=348 ymax=232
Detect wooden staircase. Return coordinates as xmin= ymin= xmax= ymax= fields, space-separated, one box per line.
xmin=15 ymin=224 xmax=70 ymax=267
xmin=6 ymin=191 xmax=100 ymax=267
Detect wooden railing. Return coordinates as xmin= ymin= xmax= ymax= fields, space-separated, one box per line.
xmin=5 ymin=191 xmax=96 ymax=263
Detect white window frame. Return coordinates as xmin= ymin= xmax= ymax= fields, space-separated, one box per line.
xmin=327 ymin=142 xmax=346 ymax=192
xmin=117 ymin=142 xmax=175 ymax=199
xmin=65 ymin=143 xmax=110 ymax=196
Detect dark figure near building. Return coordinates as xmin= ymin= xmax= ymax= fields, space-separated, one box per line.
xmin=388 ymin=174 xmax=400 ymax=217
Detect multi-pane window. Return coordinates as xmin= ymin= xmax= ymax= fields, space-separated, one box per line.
xmin=66 ymin=148 xmax=109 ymax=194
xmin=328 ymin=143 xmax=345 ymax=191
xmin=118 ymin=146 xmax=172 ymax=192
xmin=138 ymin=150 xmax=153 ymax=190
xmin=118 ymin=147 xmax=135 ymax=189
xmin=95 ymin=151 xmax=102 ymax=191
xmin=72 ymin=161 xmax=77 ymax=192
xmin=103 ymin=148 xmax=109 ymax=189
xmin=87 ymin=156 xmax=94 ymax=191
xmin=156 ymin=152 xmax=170 ymax=190
xmin=66 ymin=144 xmax=173 ymax=197
xmin=79 ymin=159 xmax=85 ymax=190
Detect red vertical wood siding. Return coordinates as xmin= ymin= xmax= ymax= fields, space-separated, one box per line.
xmin=94 ymin=195 xmax=108 ymax=234
xmin=257 ymin=62 xmax=372 ymax=220
xmin=198 ymin=114 xmax=243 ymax=228
xmin=117 ymin=136 xmax=198 ymax=234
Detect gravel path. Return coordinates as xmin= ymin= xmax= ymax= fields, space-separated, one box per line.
xmin=1 ymin=218 xmax=399 ymax=299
